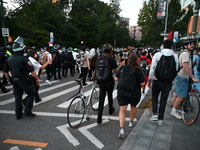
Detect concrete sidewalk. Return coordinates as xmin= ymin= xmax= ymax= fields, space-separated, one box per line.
xmin=119 ymin=103 xmax=200 ymax=150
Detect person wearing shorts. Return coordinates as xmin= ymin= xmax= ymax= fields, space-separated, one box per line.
xmin=115 ymin=53 xmax=145 ymax=139
xmin=171 ymin=39 xmax=199 ymax=120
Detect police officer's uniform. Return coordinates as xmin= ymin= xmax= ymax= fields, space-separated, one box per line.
xmin=4 ymin=37 xmax=36 ymax=119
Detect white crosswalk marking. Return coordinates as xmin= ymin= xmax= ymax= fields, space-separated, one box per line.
xmin=0 ymin=80 xmax=71 ymax=105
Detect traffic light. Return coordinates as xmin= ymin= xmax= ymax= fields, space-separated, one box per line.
xmin=52 ymin=0 xmax=58 ymax=3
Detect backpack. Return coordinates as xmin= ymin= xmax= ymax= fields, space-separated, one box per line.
xmin=155 ymin=55 xmax=177 ymax=82
xmin=118 ymin=65 xmax=136 ymax=92
xmin=197 ymin=55 xmax=200 ymax=71
xmin=140 ymin=57 xmax=148 ymax=75
xmin=95 ymin=56 xmax=111 ymax=81
xmin=39 ymin=53 xmax=48 ymax=64
xmin=76 ymin=51 xmax=85 ymax=66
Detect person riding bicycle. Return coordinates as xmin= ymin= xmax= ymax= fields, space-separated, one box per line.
xmin=171 ymin=38 xmax=199 ymax=120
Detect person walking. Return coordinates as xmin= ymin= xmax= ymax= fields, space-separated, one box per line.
xmin=44 ymin=47 xmax=53 ymax=85
xmin=138 ymin=49 xmax=151 ymax=94
xmin=96 ymin=44 xmax=118 ymax=124
xmin=148 ymin=39 xmax=179 ymax=125
xmin=171 ymin=39 xmax=199 ymax=119
xmin=115 ymin=53 xmax=145 ymax=138
xmin=4 ymin=36 xmax=39 ymax=119
xmin=79 ymin=46 xmax=90 ymax=86
xmin=27 ymin=50 xmax=53 ymax=103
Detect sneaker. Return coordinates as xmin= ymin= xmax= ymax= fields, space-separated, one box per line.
xmin=129 ymin=121 xmax=136 ymax=127
xmin=171 ymin=111 xmax=182 ymax=119
xmin=25 ymin=113 xmax=36 ymax=118
xmin=118 ymin=128 xmax=125 ymax=139
xmin=45 ymin=80 xmax=51 ymax=85
xmin=150 ymin=115 xmax=158 ymax=121
xmin=157 ymin=120 xmax=163 ymax=126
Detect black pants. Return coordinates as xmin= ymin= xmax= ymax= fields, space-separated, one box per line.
xmin=97 ymin=79 xmax=114 ymax=123
xmin=13 ymin=79 xmax=35 ymax=117
xmin=45 ymin=65 xmax=53 ymax=81
xmin=152 ymin=80 xmax=172 ymax=120
xmin=52 ymin=63 xmax=61 ymax=79
xmin=88 ymin=66 xmax=95 ymax=78
xmin=79 ymin=67 xmax=88 ymax=85
xmin=63 ymin=63 xmax=74 ymax=77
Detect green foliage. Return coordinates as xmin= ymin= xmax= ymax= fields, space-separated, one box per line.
xmin=138 ymin=0 xmax=193 ymax=47
xmin=1 ymin=0 xmax=131 ymax=48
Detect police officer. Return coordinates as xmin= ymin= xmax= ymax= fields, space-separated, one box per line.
xmin=4 ymin=36 xmax=40 ymax=120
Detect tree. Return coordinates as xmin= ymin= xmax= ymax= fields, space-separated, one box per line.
xmin=137 ymin=0 xmax=194 ymax=48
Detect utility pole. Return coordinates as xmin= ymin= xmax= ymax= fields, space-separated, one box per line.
xmin=192 ymin=0 xmax=200 ymax=39
xmin=1 ymin=0 xmax=7 ymax=46
xmin=164 ymin=0 xmax=169 ymax=39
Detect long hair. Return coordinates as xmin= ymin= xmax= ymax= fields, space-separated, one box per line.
xmin=127 ymin=53 xmax=141 ymax=69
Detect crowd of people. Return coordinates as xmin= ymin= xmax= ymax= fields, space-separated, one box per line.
xmin=1 ymin=36 xmax=200 ymax=140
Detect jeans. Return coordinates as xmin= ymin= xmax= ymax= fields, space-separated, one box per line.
xmin=152 ymin=80 xmax=172 ymax=120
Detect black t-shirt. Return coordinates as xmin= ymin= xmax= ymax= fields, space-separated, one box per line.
xmin=116 ymin=65 xmax=145 ymax=99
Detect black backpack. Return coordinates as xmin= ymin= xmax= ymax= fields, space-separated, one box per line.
xmin=95 ymin=56 xmax=111 ymax=81
xmin=155 ymin=55 xmax=177 ymax=82
xmin=118 ymin=65 xmax=136 ymax=92
xmin=140 ymin=58 xmax=148 ymax=75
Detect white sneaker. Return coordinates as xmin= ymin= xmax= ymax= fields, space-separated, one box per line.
xmin=118 ymin=128 xmax=125 ymax=139
xmin=128 ymin=121 xmax=136 ymax=127
xmin=171 ymin=111 xmax=182 ymax=119
xmin=45 ymin=80 xmax=51 ymax=85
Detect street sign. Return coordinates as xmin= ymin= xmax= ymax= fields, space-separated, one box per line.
xmin=173 ymin=31 xmax=179 ymax=43
xmin=160 ymin=33 xmax=169 ymax=36
xmin=50 ymin=32 xmax=54 ymax=42
xmin=2 ymin=28 xmax=9 ymax=37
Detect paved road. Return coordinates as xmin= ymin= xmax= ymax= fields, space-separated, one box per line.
xmin=0 ymin=73 xmax=149 ymax=150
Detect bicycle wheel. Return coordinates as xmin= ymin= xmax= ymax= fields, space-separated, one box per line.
xmin=90 ymin=86 xmax=99 ymax=111
xmin=182 ymin=93 xmax=200 ymax=125
xmin=167 ymin=88 xmax=175 ymax=107
xmin=67 ymin=96 xmax=86 ymax=128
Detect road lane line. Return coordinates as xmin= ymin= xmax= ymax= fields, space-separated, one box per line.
xmin=0 ymin=80 xmax=73 ymax=105
xmin=3 ymin=139 xmax=48 ymax=147
xmin=79 ymin=120 xmax=109 ymax=149
xmin=56 ymin=124 xmax=80 ymax=146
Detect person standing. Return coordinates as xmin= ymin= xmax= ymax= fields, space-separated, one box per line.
xmin=96 ymin=44 xmax=118 ymax=124
xmin=62 ymin=49 xmax=74 ymax=77
xmin=192 ymin=48 xmax=200 ymax=92
xmin=52 ymin=44 xmax=62 ymax=80
xmin=0 ymin=47 xmax=11 ymax=85
xmin=115 ymin=53 xmax=145 ymax=138
xmin=27 ymin=50 xmax=53 ymax=103
xmin=171 ymin=39 xmax=199 ymax=119
xmin=4 ymin=36 xmax=40 ymax=119
xmin=148 ymin=39 xmax=179 ymax=125
xmin=88 ymin=48 xmax=98 ymax=81
xmin=79 ymin=46 xmax=90 ymax=86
